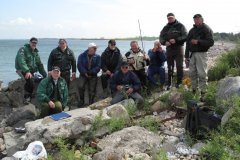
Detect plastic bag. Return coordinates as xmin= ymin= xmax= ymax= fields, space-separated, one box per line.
xmin=13 ymin=141 xmax=47 ymax=160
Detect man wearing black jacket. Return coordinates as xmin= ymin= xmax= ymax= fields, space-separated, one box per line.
xmin=110 ymin=61 xmax=144 ymax=108
xmin=185 ymin=14 xmax=214 ymax=100
xmin=101 ymin=40 xmax=122 ymax=96
xmin=160 ymin=13 xmax=187 ymax=89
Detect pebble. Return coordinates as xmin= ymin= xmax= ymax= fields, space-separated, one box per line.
xmin=0 ymin=144 xmax=6 ymax=151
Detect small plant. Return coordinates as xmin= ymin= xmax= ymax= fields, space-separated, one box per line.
xmin=53 ymin=137 xmax=76 ymax=160
xmin=125 ymin=103 xmax=138 ymax=117
xmin=204 ymin=82 xmax=217 ymax=107
xmin=139 ymin=116 xmax=160 ymax=133
xmin=185 ymin=131 xmax=195 ymax=147
xmin=80 ymin=145 xmax=97 ymax=156
xmin=155 ymin=148 xmax=168 ymax=160
xmin=107 ymin=117 xmax=127 ymax=133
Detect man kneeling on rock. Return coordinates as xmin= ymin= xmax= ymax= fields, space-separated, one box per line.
xmin=37 ymin=66 xmax=68 ymax=118
xmin=110 ymin=61 xmax=144 ymax=108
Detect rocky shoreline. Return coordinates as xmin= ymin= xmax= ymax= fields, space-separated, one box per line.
xmin=0 ymin=41 xmax=238 ymax=160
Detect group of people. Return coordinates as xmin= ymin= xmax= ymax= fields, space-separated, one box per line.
xmin=15 ymin=13 xmax=214 ymax=117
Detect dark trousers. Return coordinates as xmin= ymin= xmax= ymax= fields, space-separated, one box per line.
xmin=61 ymin=71 xmax=70 ymax=89
xmin=101 ymin=74 xmax=110 ymax=89
xmin=21 ymin=72 xmax=34 ymax=98
xmin=78 ymin=75 xmax=98 ymax=105
xmin=147 ymin=65 xmax=165 ymax=85
xmin=133 ymin=69 xmax=147 ymax=87
xmin=166 ymin=46 xmax=184 ymax=85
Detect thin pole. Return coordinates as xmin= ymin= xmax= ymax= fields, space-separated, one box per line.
xmin=138 ymin=19 xmax=145 ymax=52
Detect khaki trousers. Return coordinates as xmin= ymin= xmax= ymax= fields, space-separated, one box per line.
xmin=189 ymin=52 xmax=208 ymax=91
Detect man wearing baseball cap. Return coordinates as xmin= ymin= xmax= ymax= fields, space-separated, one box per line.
xmin=160 ymin=13 xmax=187 ymax=89
xmin=185 ymin=14 xmax=214 ymax=101
xmin=37 ymin=66 xmax=68 ymax=118
xmin=15 ymin=37 xmax=47 ymax=103
xmin=77 ymin=42 xmax=101 ymax=107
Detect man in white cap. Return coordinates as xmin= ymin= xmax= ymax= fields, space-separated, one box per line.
xmin=77 ymin=42 xmax=101 ymax=107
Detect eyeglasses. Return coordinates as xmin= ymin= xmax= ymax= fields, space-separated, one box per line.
xmin=31 ymin=41 xmax=37 ymax=44
xmin=59 ymin=42 xmax=66 ymax=45
xmin=122 ymin=66 xmax=128 ymax=69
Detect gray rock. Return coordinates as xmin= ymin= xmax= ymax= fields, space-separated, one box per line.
xmin=105 ymin=104 xmax=129 ymax=119
xmin=6 ymin=91 xmax=23 ymax=107
xmin=162 ymin=143 xmax=177 ymax=153
xmin=221 ymin=107 xmax=234 ymax=126
xmin=0 ymin=92 xmax=10 ymax=104
xmin=164 ymin=135 xmax=179 ymax=144
xmin=93 ymin=126 xmax=161 ymax=160
xmin=169 ymin=91 xmax=184 ymax=107
xmin=2 ymin=157 xmax=17 ymax=160
xmin=8 ymin=79 xmax=25 ymax=92
xmin=150 ymin=101 xmax=167 ymax=113
xmin=25 ymin=108 xmax=100 ymax=144
xmin=216 ymin=76 xmax=240 ymax=107
xmin=3 ymin=131 xmax=26 ymax=156
xmin=118 ymin=98 xmax=135 ymax=107
xmin=176 ymin=142 xmax=191 ymax=155
xmin=89 ymin=97 xmax=112 ymax=110
xmin=6 ymin=104 xmax=37 ymax=127
xmin=0 ymin=128 xmax=5 ymax=138
xmin=192 ymin=142 xmax=206 ymax=152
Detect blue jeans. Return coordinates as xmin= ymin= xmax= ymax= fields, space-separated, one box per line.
xmin=147 ymin=65 xmax=165 ymax=85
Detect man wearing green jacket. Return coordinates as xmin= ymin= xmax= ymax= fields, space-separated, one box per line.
xmin=37 ymin=66 xmax=68 ymax=118
xmin=15 ymin=37 xmax=47 ymax=102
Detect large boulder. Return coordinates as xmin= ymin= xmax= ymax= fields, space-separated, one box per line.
xmin=0 ymin=92 xmax=10 ymax=105
xmin=93 ymin=126 xmax=161 ymax=160
xmin=102 ymin=103 xmax=129 ymax=120
xmin=8 ymin=79 xmax=25 ymax=92
xmin=168 ymin=91 xmax=184 ymax=107
xmin=5 ymin=104 xmax=37 ymax=127
xmin=150 ymin=101 xmax=167 ymax=113
xmin=89 ymin=97 xmax=112 ymax=110
xmin=24 ymin=108 xmax=100 ymax=144
xmin=216 ymin=76 xmax=240 ymax=105
xmin=6 ymin=91 xmax=23 ymax=107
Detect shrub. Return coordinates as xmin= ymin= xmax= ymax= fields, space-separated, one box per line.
xmin=107 ymin=117 xmax=128 ymax=133
xmin=139 ymin=116 xmax=161 ymax=133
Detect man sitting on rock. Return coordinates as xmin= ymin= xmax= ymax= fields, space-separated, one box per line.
xmin=37 ymin=66 xmax=68 ymax=118
xmin=110 ymin=61 xmax=144 ymax=108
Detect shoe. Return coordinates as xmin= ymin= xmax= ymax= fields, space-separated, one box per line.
xmin=23 ymin=97 xmax=31 ymax=104
xmin=175 ymin=83 xmax=181 ymax=88
xmin=166 ymin=85 xmax=171 ymax=90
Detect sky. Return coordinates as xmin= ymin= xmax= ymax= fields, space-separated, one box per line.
xmin=0 ymin=0 xmax=239 ymax=39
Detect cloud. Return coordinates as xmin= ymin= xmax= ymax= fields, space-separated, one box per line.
xmin=54 ymin=24 xmax=64 ymax=29
xmin=9 ymin=17 xmax=33 ymax=25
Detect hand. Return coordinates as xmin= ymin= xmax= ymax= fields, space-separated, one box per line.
xmin=127 ymin=59 xmax=135 ymax=64
xmin=71 ymin=72 xmax=76 ymax=80
xmin=165 ymin=41 xmax=171 ymax=47
xmin=126 ymin=87 xmax=133 ymax=95
xmin=191 ymin=39 xmax=198 ymax=45
xmin=48 ymin=101 xmax=55 ymax=109
xmin=25 ymin=72 xmax=32 ymax=79
xmin=48 ymin=71 xmax=51 ymax=77
xmin=117 ymin=85 xmax=123 ymax=91
xmin=143 ymin=54 xmax=149 ymax=60
xmin=169 ymin=39 xmax=176 ymax=44
xmin=85 ymin=73 xmax=90 ymax=78
xmin=185 ymin=58 xmax=190 ymax=68
xmin=106 ymin=70 xmax=112 ymax=76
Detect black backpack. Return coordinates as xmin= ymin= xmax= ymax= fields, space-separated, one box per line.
xmin=185 ymin=100 xmax=221 ymax=137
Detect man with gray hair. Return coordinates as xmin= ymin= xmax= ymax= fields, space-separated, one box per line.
xmin=185 ymin=14 xmax=214 ymax=101
xmin=77 ymin=43 xmax=101 ymax=107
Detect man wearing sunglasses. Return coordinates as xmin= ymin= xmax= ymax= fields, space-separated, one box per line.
xmin=47 ymin=39 xmax=76 ymax=88
xmin=15 ymin=37 xmax=47 ymax=103
xmin=77 ymin=43 xmax=101 ymax=107
xmin=110 ymin=61 xmax=144 ymax=108
xmin=101 ymin=39 xmax=122 ymax=97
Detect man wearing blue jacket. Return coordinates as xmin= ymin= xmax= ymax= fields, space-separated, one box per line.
xmin=147 ymin=40 xmax=166 ymax=90
xmin=77 ymin=43 xmax=101 ymax=107
xmin=110 ymin=61 xmax=144 ymax=108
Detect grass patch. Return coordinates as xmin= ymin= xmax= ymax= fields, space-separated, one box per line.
xmin=125 ymin=103 xmax=138 ymax=117
xmin=155 ymin=148 xmax=168 ymax=160
xmin=107 ymin=117 xmax=128 ymax=133
xmin=208 ymin=46 xmax=240 ymax=81
xmin=138 ymin=116 xmax=161 ymax=133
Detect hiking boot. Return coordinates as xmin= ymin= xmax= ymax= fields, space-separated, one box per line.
xmin=78 ymin=100 xmax=84 ymax=108
xmin=200 ymin=91 xmax=206 ymax=102
xmin=23 ymin=97 xmax=31 ymax=104
xmin=166 ymin=85 xmax=172 ymax=90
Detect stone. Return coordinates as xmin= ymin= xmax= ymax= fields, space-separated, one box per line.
xmin=89 ymin=97 xmax=112 ymax=110
xmin=25 ymin=108 xmax=100 ymax=144
xmin=162 ymin=143 xmax=177 ymax=153
xmin=192 ymin=142 xmax=206 ymax=153
xmin=75 ymin=139 xmax=84 ymax=147
xmin=164 ymin=135 xmax=179 ymax=144
xmin=0 ymin=144 xmax=6 ymax=151
xmin=2 ymin=157 xmax=17 ymax=160
xmin=93 ymin=126 xmax=161 ymax=160
xmin=6 ymin=91 xmax=23 ymax=107
xmin=216 ymin=76 xmax=240 ymax=107
xmin=168 ymin=91 xmax=184 ymax=107
xmin=3 ymin=131 xmax=26 ymax=156
xmin=118 ymin=98 xmax=135 ymax=108
xmin=0 ymin=138 xmax=4 ymax=145
xmin=6 ymin=103 xmax=37 ymax=127
xmin=221 ymin=107 xmax=234 ymax=126
xmin=0 ymin=128 xmax=5 ymax=138
xmin=176 ymin=142 xmax=191 ymax=155
xmin=8 ymin=79 xmax=25 ymax=92
xmin=0 ymin=92 xmax=10 ymax=105
xmin=105 ymin=103 xmax=129 ymax=119
xmin=150 ymin=101 xmax=167 ymax=113
xmin=132 ymin=153 xmax=151 ymax=160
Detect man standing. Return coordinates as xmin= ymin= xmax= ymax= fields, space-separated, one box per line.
xmin=147 ymin=40 xmax=166 ymax=90
xmin=15 ymin=37 xmax=47 ymax=102
xmin=160 ymin=13 xmax=187 ymax=89
xmin=185 ymin=14 xmax=214 ymax=100
xmin=48 ymin=39 xmax=76 ymax=87
xmin=77 ymin=43 xmax=101 ymax=107
xmin=101 ymin=40 xmax=122 ymax=96
xmin=110 ymin=61 xmax=144 ymax=108
xmin=37 ymin=66 xmax=68 ymax=118
xmin=125 ymin=41 xmax=149 ymax=89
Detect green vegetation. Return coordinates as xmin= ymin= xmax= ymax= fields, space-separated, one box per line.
xmin=155 ymin=148 xmax=168 ymax=160
xmin=107 ymin=117 xmax=128 ymax=133
xmin=200 ymin=96 xmax=240 ymax=159
xmin=208 ymin=46 xmax=240 ymax=81
xmin=125 ymin=103 xmax=138 ymax=117
xmin=213 ymin=32 xmax=240 ymax=42
xmin=138 ymin=116 xmax=161 ymax=133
